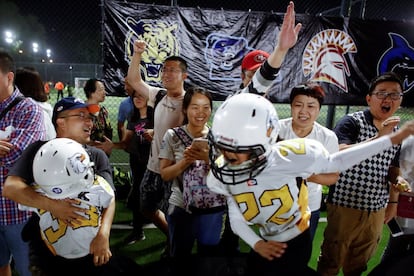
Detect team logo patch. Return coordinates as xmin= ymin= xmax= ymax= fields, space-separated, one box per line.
xmin=204 ymin=33 xmax=252 ymax=81
xmin=247 ymin=179 xmax=257 ymax=186
xmin=51 ymin=187 xmax=63 ymax=195
xmin=302 ymin=29 xmax=357 ymax=92
xmin=377 ymin=33 xmax=414 ymax=93
xmin=124 ymin=18 xmax=179 ymax=84
xmin=68 ymin=153 xmax=88 ymax=174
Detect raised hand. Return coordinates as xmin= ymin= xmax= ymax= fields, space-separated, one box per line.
xmin=133 ymin=40 xmax=147 ymax=55
xmin=277 ymin=1 xmax=302 ymax=52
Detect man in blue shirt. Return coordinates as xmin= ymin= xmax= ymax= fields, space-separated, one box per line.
xmin=117 ymin=77 xmax=134 ymax=141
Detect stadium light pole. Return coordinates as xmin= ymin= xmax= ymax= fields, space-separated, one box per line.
xmin=4 ymin=30 xmax=14 ymax=45
xmin=32 ymin=42 xmax=39 ymax=53
xmin=69 ymin=65 xmax=73 ymax=86
xmin=3 ymin=30 xmax=24 ymax=62
xmin=43 ymin=48 xmax=54 ymax=82
xmin=32 ymin=42 xmax=39 ymax=62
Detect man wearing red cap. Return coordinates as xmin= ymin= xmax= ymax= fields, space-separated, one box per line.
xmin=236 ymin=3 xmax=301 ymax=98
xmin=240 ymin=49 xmax=270 ymax=89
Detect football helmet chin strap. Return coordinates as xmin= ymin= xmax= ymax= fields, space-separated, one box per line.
xmin=209 ymin=138 xmax=267 ymax=185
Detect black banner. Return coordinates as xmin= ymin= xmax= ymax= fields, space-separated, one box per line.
xmin=103 ymin=1 xmax=414 ymax=106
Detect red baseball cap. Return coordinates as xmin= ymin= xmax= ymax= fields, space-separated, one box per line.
xmin=241 ymin=50 xmax=270 ymax=71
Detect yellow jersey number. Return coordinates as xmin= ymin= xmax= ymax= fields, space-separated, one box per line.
xmin=39 ymin=202 xmax=100 ymax=244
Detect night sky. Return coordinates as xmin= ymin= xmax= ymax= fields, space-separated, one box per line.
xmin=13 ymin=0 xmax=101 ymax=63
xmin=11 ymin=0 xmax=414 ymax=63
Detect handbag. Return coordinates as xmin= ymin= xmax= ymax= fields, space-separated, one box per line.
xmin=172 ymin=127 xmax=226 ymax=214
xmin=112 ymin=166 xmax=131 ymax=201
xmin=397 ymin=192 xmax=414 ymax=218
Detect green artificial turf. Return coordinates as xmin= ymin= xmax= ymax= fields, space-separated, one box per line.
xmin=309 ymin=220 xmax=390 ymax=275
xmin=111 ymin=201 xmax=390 ymax=275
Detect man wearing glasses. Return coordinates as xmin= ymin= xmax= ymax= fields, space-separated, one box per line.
xmin=4 ymin=97 xmax=116 ymax=275
xmin=318 ymin=72 xmax=405 ymax=276
xmin=127 ymin=39 xmax=189 ymax=257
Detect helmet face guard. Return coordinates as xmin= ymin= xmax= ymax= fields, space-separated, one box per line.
xmin=208 ymin=130 xmax=268 ymax=185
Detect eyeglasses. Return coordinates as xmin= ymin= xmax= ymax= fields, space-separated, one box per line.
xmin=58 ymin=113 xmax=94 ymax=122
xmin=372 ymin=91 xmax=403 ymax=100
xmin=160 ymin=67 xmax=182 ymax=74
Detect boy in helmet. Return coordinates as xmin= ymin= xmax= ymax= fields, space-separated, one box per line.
xmin=3 ymin=97 xmax=121 ymax=275
xmin=206 ymin=93 xmax=414 ymax=275
xmin=127 ymin=1 xmax=301 ymax=259
xmin=26 ymin=138 xmax=114 ymax=262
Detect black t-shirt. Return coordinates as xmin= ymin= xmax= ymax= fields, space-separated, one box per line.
xmin=126 ymin=116 xmax=152 ymax=164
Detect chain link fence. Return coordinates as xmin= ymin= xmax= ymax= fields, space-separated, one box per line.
xmin=8 ymin=0 xmax=414 ymax=166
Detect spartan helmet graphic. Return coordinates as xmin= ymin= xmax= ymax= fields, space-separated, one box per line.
xmin=302 ymin=29 xmax=357 ymax=92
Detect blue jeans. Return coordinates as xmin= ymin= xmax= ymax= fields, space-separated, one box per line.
xmin=309 ymin=209 xmax=320 ymax=241
xmin=0 ymin=223 xmax=31 ymax=276
xmin=167 ymin=204 xmax=225 ymax=257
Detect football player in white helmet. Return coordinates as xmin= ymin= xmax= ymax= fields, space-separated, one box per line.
xmin=21 ymin=138 xmax=115 ymax=260
xmin=208 ymin=94 xmax=279 ymax=185
xmin=207 ymin=93 xmax=414 ymax=275
xmin=33 ymin=138 xmax=95 ymax=199
xmin=219 ymin=0 xmax=303 ymax=257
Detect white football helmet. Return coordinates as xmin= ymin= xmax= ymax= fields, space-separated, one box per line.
xmin=209 ymin=93 xmax=279 ymax=184
xmin=33 ymin=138 xmax=95 ymax=199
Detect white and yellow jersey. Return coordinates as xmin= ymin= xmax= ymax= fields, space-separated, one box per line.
xmin=207 ymin=136 xmax=393 ymax=248
xmin=33 ymin=175 xmax=114 ymax=259
xmin=398 ymin=136 xmax=414 ymax=232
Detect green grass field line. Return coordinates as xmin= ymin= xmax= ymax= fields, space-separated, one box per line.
xmin=309 ymin=221 xmax=390 ymax=275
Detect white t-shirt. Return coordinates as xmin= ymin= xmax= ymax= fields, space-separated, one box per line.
xmin=146 ymin=87 xmax=185 ymax=174
xmin=38 ymin=101 xmax=56 ymax=140
xmin=278 ymin=118 xmax=339 ymax=211
xmin=159 ymin=125 xmax=209 ymax=208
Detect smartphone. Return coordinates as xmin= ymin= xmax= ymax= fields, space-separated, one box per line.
xmin=191 ymin=138 xmax=209 ymax=150
xmin=387 ymin=218 xmax=404 ymax=237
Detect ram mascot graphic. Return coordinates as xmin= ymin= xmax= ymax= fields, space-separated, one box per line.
xmin=125 ymin=18 xmax=179 ymax=84
xmin=204 ymin=33 xmax=253 ymax=81
xmin=68 ymin=152 xmax=88 ymax=175
xmin=302 ymin=29 xmax=357 ymax=92
xmin=377 ymin=33 xmax=414 ymax=94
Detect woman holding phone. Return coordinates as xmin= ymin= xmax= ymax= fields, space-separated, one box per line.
xmin=159 ymin=87 xmax=226 ymax=266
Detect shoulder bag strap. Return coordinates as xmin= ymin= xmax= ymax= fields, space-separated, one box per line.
xmin=0 ymin=96 xmax=24 ymax=121
xmin=172 ymin=126 xmax=193 ymax=147
xmin=154 ymin=89 xmax=167 ymax=110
